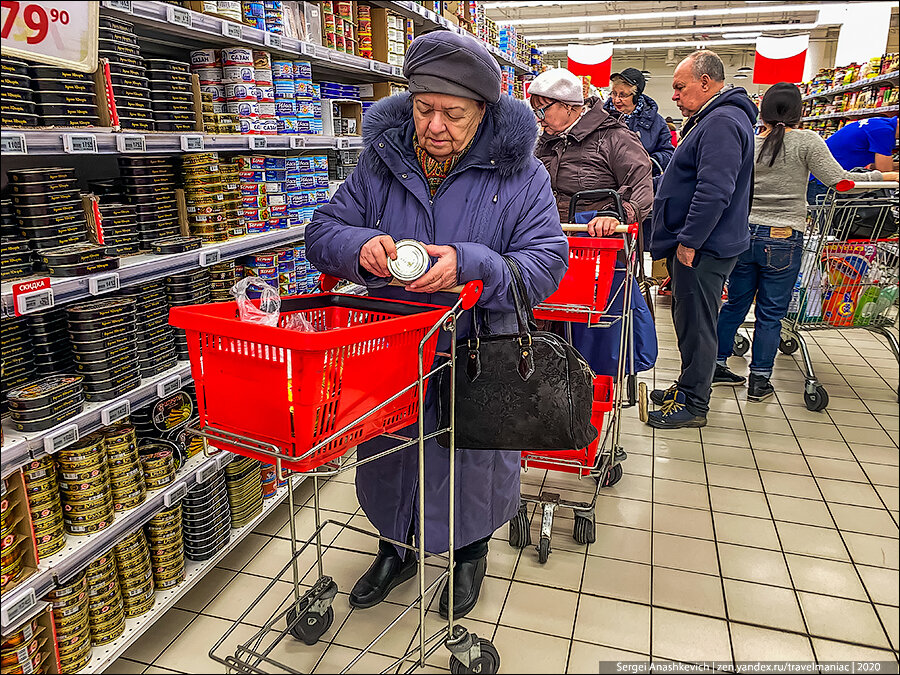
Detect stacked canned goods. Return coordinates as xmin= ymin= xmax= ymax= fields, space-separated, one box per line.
xmin=57 ymin=433 xmax=115 ymax=537
xmin=1 ymin=199 xmax=30 ymax=281
xmin=225 ymin=456 xmax=264 ymax=528
xmin=102 ymin=17 xmax=152 ymax=131
xmin=166 ymin=270 xmax=213 ymax=360
xmin=118 ymin=280 xmax=178 ymax=378
xmin=288 ymin=155 xmax=329 ymax=225
xmin=117 ymin=155 xmax=181 ymax=249
xmin=67 ymin=298 xmax=141 ymax=403
xmin=182 ymin=469 xmax=231 ymax=561
xmin=46 ymin=572 xmax=92 ymax=672
xmin=241 ymin=1 xmax=265 ymax=29
xmin=272 ymin=59 xmax=322 ymax=135
xmin=237 ymin=155 xmax=299 ymax=233
xmin=191 ymin=49 xmax=226 ymax=113
xmin=182 ymin=152 xmax=229 ymax=243
xmin=85 ymin=552 xmax=126 ymax=646
xmin=1 ymin=616 xmax=49 ymax=674
xmin=28 ymin=311 xmax=74 ymax=377
xmin=1 ymin=481 xmax=27 ymax=594
xmin=7 ymin=374 xmax=84 ymax=434
xmin=357 ymin=4 xmax=373 ymax=59
xmin=29 ymin=64 xmax=100 ymax=128
xmin=1 ymin=59 xmax=36 ymax=128
xmin=147 ymin=59 xmax=196 ymax=132
xmin=104 ymin=425 xmax=147 ymax=512
xmin=98 ymin=201 xmax=142 ymax=257
xmin=2 ymin=318 xmax=36 ymax=413
xmin=22 ymin=456 xmax=66 ymax=559
xmin=114 ymin=529 xmax=155 ymax=617
xmin=146 ymin=505 xmax=185 ymax=590
xmin=264 ymin=0 xmax=284 ymax=33
xmin=210 ymin=260 xmax=238 ymax=302
xmin=138 ymin=445 xmax=176 ymax=492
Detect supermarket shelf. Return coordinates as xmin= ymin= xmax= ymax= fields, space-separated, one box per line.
xmin=100 ymin=0 xmax=405 ymax=83
xmin=0 ymin=128 xmax=363 ymax=155
xmin=0 ymin=226 xmax=306 ymax=317
xmin=370 ymin=0 xmax=532 ymax=74
xmin=802 ymin=105 xmax=900 ymax=122
xmin=84 ymin=475 xmax=299 ymax=673
xmin=802 ymin=70 xmax=900 ymax=101
xmin=0 ymin=362 xmax=193 ymax=479
xmin=0 ymin=450 xmax=232 ymax=634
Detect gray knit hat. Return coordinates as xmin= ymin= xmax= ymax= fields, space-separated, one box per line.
xmin=403 ymin=30 xmax=502 ymax=104
xmin=527 ymin=68 xmax=584 ymax=105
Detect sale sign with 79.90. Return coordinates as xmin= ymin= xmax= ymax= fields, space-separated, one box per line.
xmin=1 ymin=0 xmax=98 ymax=73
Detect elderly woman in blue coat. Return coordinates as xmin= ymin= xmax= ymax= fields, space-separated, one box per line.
xmin=604 ymin=68 xmax=674 ymax=171
xmin=305 ymin=31 xmax=568 ymax=618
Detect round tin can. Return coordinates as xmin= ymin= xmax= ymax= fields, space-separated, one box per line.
xmin=190 ymin=49 xmax=219 ymax=67
xmin=222 ymin=47 xmax=253 ymax=66
xmin=387 ymin=239 xmax=431 ymax=283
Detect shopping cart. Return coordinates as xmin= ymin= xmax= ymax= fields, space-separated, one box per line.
xmin=732 ymin=180 xmax=899 ymax=411
xmin=169 ymin=280 xmax=508 ymax=674
xmin=509 ymin=189 xmax=640 ymax=563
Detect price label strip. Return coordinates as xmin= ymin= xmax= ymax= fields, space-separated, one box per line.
xmin=290 ymin=136 xmax=306 ymax=149
xmin=0 ymin=588 xmax=36 ymax=628
xmin=44 ymin=424 xmax=79 ymax=454
xmin=222 ymin=21 xmax=242 ymax=40
xmin=163 ymin=482 xmax=188 ymax=507
xmin=62 ymin=133 xmax=98 ymax=154
xmin=249 ymin=136 xmax=267 ymax=150
xmin=157 ymin=374 xmax=182 ymax=398
xmin=101 ymin=399 xmax=130 ymax=426
xmin=166 ymin=4 xmax=192 ymax=27
xmin=264 ymin=32 xmax=282 ymax=49
xmin=199 ymin=248 xmax=220 ymax=267
xmin=15 ymin=286 xmax=54 ymax=316
xmin=116 ymin=134 xmax=145 ymax=153
xmin=181 ymin=134 xmax=204 ymax=151
xmin=195 ymin=461 xmax=218 ymax=484
xmin=1 ymin=132 xmax=27 ymax=154
xmin=88 ymin=272 xmax=120 ymax=296
xmin=102 ymin=0 xmax=132 ymax=13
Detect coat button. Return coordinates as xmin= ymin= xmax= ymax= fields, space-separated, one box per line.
xmin=378 ymin=142 xmax=384 ymax=148
xmin=401 ymin=173 xmax=408 ymax=179
xmin=490 ymin=159 xmax=495 ymax=165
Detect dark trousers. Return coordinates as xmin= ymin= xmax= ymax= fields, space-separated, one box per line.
xmin=380 ymin=532 xmax=489 ymax=561
xmin=667 ymin=252 xmax=738 ymax=416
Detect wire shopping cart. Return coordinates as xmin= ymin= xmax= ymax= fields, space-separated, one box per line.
xmin=169 ymin=280 xmax=509 ymax=674
xmin=508 ymin=189 xmax=641 ymax=564
xmin=732 ymin=180 xmax=899 ymax=411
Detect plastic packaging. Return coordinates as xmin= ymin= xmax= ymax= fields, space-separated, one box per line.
xmin=231 ymin=276 xmax=280 ymax=326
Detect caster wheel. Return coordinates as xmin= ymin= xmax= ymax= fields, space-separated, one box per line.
xmin=537 ymin=536 xmax=550 ymax=564
xmin=638 ymin=382 xmax=648 ymax=423
xmin=449 ymin=639 xmax=500 ymax=675
xmin=803 ymin=385 xmax=829 ymax=412
xmin=508 ymin=505 xmax=531 ymax=549
xmin=599 ymin=463 xmax=624 ymax=487
xmin=779 ymin=337 xmax=799 ymax=355
xmin=286 ymin=604 xmax=334 ymax=646
xmin=733 ymin=334 xmax=750 ymax=357
xmin=573 ymin=514 xmax=596 ymax=544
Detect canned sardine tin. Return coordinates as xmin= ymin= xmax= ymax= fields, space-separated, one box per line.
xmin=387 ymin=240 xmax=431 ymax=283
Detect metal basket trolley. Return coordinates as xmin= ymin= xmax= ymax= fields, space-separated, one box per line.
xmin=169 ymin=280 xmax=508 ymax=674
xmin=507 ymin=189 xmax=641 ymax=564
xmin=732 ymin=179 xmax=900 ymax=411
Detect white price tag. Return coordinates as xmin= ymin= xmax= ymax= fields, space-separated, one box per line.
xmin=115 ymin=134 xmax=145 ymax=153
xmin=1 ymin=133 xmax=27 ymax=154
xmin=16 ymin=287 xmax=54 ymax=315
xmin=103 ymin=0 xmax=132 ymax=12
xmin=101 ymin=399 xmax=130 ymax=426
xmin=180 ymin=134 xmax=204 ymax=151
xmin=289 ymin=136 xmax=306 ymax=149
xmin=335 ymin=138 xmax=350 ymax=149
xmin=391 ymin=66 xmax=403 ymax=78
xmin=216 ymin=453 xmax=233 ymax=470
xmin=249 ymin=136 xmax=267 ymax=150
xmin=62 ymin=133 xmax=98 ymax=153
xmin=0 ymin=588 xmax=36 ymax=628
xmin=264 ymin=32 xmax=282 ymax=49
xmin=195 ymin=462 xmax=217 ymax=484
xmin=166 ymin=4 xmax=192 ymax=27
xmin=163 ymin=482 xmax=188 ymax=507
xmin=88 ymin=272 xmax=120 ymax=295
xmin=299 ymin=41 xmax=315 ymax=57
xmin=367 ymin=60 xmax=378 ymax=72
xmin=199 ymin=248 xmax=220 ymax=267
xmin=157 ymin=375 xmax=182 ymax=398
xmin=222 ymin=21 xmax=243 ymax=40
xmin=44 ymin=424 xmax=79 ymax=454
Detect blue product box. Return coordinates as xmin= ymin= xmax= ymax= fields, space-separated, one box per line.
xmin=294 ymin=60 xmax=312 ymax=79
xmin=269 ymin=204 xmax=288 ymax=217
xmin=268 ymin=217 xmax=289 ymax=229
xmin=247 ymin=221 xmax=270 ymax=234
xmin=315 ymin=189 xmax=329 ymax=204
xmin=264 ymin=157 xmax=286 ymax=169
xmin=277 ymin=248 xmax=295 ymax=263
xmin=301 ymin=189 xmax=318 ymax=206
xmin=284 ymin=157 xmax=301 ymax=171
xmin=239 ymin=170 xmax=265 ymax=181
xmin=274 ymin=98 xmax=296 ymax=115
xmin=277 ymin=117 xmax=299 ymax=134
xmin=312 ymin=155 xmax=328 ymax=171
xmin=264 ymin=169 xmax=286 ymax=182
xmin=315 ymin=172 xmax=329 ymax=189
xmin=285 ymin=174 xmax=302 ymax=191
xmin=298 ymin=174 xmax=315 ymax=190
xmin=311 ymin=84 xmax=321 ymax=99
xmin=296 ymin=157 xmax=315 ymax=172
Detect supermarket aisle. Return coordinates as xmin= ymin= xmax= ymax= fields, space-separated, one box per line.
xmin=108 ymin=296 xmax=899 ymax=673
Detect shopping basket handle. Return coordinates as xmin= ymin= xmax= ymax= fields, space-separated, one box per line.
xmin=835 ymin=179 xmax=900 ymax=192
xmin=562 ymin=223 xmax=638 ymax=235
xmin=322 ymin=273 xmax=483 ymax=309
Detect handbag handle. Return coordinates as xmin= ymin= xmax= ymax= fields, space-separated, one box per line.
xmin=503 ymin=256 xmax=537 ymax=337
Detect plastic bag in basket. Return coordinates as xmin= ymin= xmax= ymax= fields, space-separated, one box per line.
xmin=231 ymin=277 xmax=281 ymax=327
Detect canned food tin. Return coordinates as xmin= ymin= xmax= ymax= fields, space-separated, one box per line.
xmin=190 ymin=49 xmax=219 ymax=68
xmin=222 ymin=47 xmax=253 ymax=66
xmin=387 ymin=239 xmax=431 ymax=283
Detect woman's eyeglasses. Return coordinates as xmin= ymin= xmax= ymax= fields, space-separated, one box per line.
xmin=532 ymin=101 xmax=558 ymax=120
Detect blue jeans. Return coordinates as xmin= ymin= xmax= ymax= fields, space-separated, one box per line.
xmin=716 ymin=226 xmax=803 ymax=377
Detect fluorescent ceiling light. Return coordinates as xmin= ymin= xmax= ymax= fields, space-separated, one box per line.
xmin=529 ymin=22 xmax=819 ymax=42
xmin=488 ymin=3 xmax=835 ymax=26
xmin=737 ymin=66 xmax=754 ymax=72
xmin=539 ymin=39 xmax=759 ymax=53
xmin=722 ymin=32 xmax=763 ymax=40
xmin=733 ymin=74 xmax=749 ymax=79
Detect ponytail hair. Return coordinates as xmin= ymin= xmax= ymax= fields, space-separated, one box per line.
xmin=757 ymin=82 xmax=802 ymax=167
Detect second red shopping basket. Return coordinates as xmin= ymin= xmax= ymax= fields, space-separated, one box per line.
xmin=169 ymin=293 xmax=449 ymax=472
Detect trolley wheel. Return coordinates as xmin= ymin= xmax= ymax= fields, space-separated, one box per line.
xmin=286 ymin=604 xmax=334 ymax=646
xmin=573 ymin=513 xmax=596 ymax=545
xmin=508 ymin=506 xmax=531 ymax=549
xmin=779 ymin=337 xmax=800 ymax=355
xmin=599 ymin=463 xmax=624 ymax=487
xmin=537 ymin=536 xmax=550 ymax=564
xmin=449 ymin=639 xmax=500 ymax=675
xmin=803 ymin=385 xmax=829 ymax=412
xmin=638 ymin=381 xmax=648 ymax=423
xmin=733 ymin=334 xmax=750 ymax=357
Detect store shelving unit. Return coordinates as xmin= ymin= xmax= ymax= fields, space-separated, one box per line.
xmin=801 ymin=104 xmax=900 ymax=122
xmin=801 ymin=70 xmax=899 ymax=101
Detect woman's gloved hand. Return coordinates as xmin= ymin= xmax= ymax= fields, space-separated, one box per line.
xmin=360 ymin=235 xmax=397 ymax=277
xmin=586 ymin=216 xmax=621 ymax=237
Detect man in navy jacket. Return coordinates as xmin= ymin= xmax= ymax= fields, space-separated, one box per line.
xmin=648 ymin=50 xmax=757 ymax=428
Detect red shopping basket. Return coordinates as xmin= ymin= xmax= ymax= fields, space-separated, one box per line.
xmin=520 ymin=375 xmax=613 ymax=477
xmin=169 ymin=293 xmax=449 ymax=472
xmin=534 ymin=237 xmax=623 ymax=322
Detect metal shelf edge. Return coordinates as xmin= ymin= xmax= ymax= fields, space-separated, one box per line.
xmin=802 ymin=105 xmax=900 ymax=122
xmin=801 ymin=70 xmax=900 ymax=101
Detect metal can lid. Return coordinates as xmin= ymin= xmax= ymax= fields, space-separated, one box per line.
xmin=387 ymin=239 xmax=430 ymax=283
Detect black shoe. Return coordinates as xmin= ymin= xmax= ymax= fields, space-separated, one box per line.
xmin=349 ymin=547 xmax=417 ymax=609
xmin=439 ymin=555 xmax=486 ymax=619
xmin=747 ymin=374 xmax=775 ymax=402
xmin=649 ymin=383 xmax=678 ymax=406
xmin=646 ymin=390 xmax=707 ymax=429
xmin=712 ymin=364 xmax=746 ymax=387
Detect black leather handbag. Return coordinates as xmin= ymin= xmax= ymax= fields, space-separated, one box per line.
xmin=437 ymin=256 xmax=598 ymax=451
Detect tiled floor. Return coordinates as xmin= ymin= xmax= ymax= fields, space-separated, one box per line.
xmin=109 ymin=296 xmax=899 ymax=673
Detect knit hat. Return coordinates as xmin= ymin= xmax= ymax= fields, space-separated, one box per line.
xmin=403 ymin=30 xmax=502 ymax=103
xmin=611 ymin=68 xmax=646 ymax=97
xmin=527 ymin=68 xmax=584 ymax=105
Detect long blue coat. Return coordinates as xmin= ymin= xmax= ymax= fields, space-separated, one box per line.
xmin=306 ymin=93 xmax=568 ymax=555
xmin=603 ymin=94 xmax=674 ymax=171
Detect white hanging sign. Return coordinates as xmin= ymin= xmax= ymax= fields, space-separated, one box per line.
xmin=1 ymin=1 xmax=99 ymax=73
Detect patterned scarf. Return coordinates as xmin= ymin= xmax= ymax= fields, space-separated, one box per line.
xmin=604 ymin=94 xmax=646 ymax=126
xmin=414 ymin=134 xmax=474 ymax=196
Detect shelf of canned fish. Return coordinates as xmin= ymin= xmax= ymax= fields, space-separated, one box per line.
xmin=0 ymin=363 xmax=193 ymax=479
xmin=0 ymin=129 xmax=364 ymax=155
xmin=0 ymin=226 xmax=306 ymax=317
xmin=100 ymin=0 xmax=404 ymax=82
xmin=82 ymin=474 xmax=299 ymax=674
xmin=0 ymin=449 xmax=226 ymax=634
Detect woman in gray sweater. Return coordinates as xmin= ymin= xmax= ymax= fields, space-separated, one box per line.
xmin=714 ymin=82 xmax=897 ymax=401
